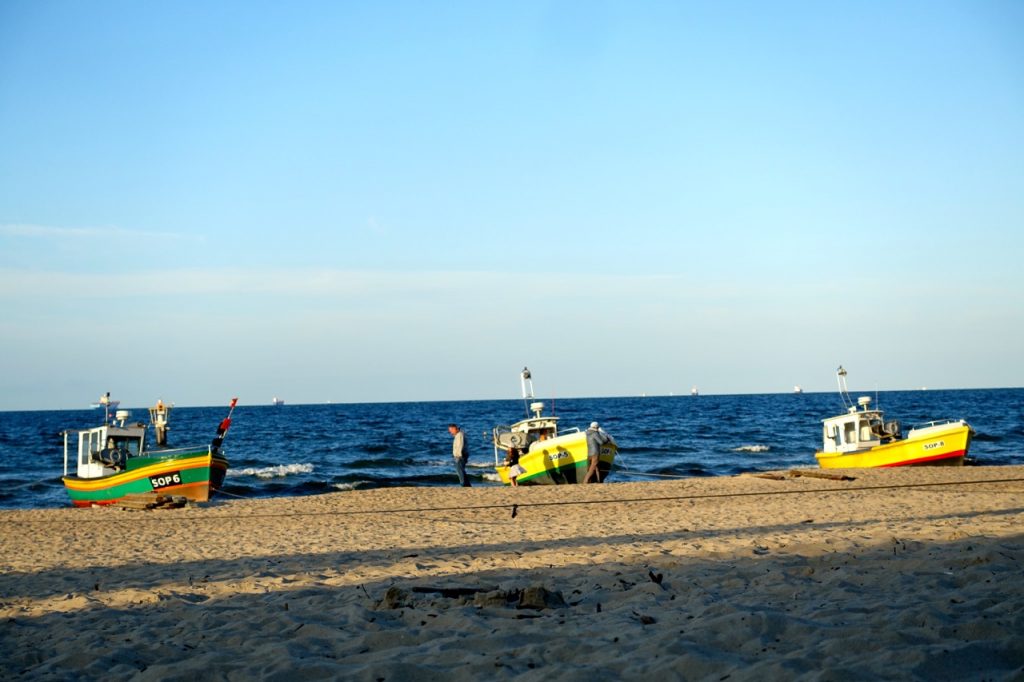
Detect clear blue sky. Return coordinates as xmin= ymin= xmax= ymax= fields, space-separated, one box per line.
xmin=1 ymin=1 xmax=1022 ymax=410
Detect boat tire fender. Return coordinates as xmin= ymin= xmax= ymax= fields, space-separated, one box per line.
xmin=99 ymin=447 xmax=126 ymax=468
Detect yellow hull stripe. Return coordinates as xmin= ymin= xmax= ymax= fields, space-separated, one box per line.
xmin=62 ymin=454 xmax=217 ymax=491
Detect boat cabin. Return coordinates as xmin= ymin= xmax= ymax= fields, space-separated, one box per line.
xmin=492 ymin=401 xmax=577 ymax=461
xmin=64 ymin=411 xmax=147 ymax=479
xmin=502 ymin=416 xmax=559 ymax=449
xmin=821 ymin=396 xmax=901 ymax=454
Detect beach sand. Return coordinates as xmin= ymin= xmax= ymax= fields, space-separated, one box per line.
xmin=2 ymin=466 xmax=1023 ymax=681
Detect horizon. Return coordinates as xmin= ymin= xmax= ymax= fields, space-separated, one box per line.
xmin=4 ymin=382 xmax=1021 ymax=414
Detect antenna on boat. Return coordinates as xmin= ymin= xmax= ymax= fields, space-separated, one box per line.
xmin=521 ymin=367 xmax=535 ymax=417
xmin=836 ymin=366 xmax=854 ymax=410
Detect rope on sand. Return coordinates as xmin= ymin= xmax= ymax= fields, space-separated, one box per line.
xmin=614 ymin=468 xmax=695 ymax=480
xmin=7 ymin=475 xmax=1024 ymax=524
xmin=211 ymin=487 xmax=253 ymax=500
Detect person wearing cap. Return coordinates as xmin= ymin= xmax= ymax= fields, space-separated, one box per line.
xmin=448 ymin=423 xmax=471 ymax=487
xmin=583 ymin=421 xmax=615 ymax=483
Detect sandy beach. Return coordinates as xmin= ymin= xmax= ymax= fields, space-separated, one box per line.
xmin=3 ymin=466 xmax=1023 ymax=680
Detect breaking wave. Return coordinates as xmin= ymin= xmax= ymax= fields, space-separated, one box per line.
xmin=732 ymin=445 xmax=770 ymax=453
xmin=231 ymin=463 xmax=315 ymax=479
xmin=332 ymin=480 xmax=371 ymax=491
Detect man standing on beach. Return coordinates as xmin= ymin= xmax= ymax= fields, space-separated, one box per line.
xmin=448 ymin=423 xmax=471 ymax=487
xmin=583 ymin=421 xmax=615 ymax=483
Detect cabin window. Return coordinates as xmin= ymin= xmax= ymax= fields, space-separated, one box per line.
xmin=111 ymin=436 xmax=142 ymax=458
xmin=80 ymin=431 xmax=102 ymax=466
xmin=528 ymin=428 xmax=554 ymax=442
xmin=842 ymin=422 xmax=857 ymax=445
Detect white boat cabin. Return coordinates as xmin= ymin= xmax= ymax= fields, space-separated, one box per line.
xmin=492 ymin=401 xmax=580 ymax=462
xmin=64 ymin=410 xmax=147 ymax=479
xmin=820 ymin=396 xmax=901 ymax=454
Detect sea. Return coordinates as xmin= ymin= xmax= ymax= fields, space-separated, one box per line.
xmin=1 ymin=388 xmax=1021 ymax=510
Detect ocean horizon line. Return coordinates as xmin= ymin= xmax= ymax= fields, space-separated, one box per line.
xmin=3 ymin=384 xmax=1022 ymax=414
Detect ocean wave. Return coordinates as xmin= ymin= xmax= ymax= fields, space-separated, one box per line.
xmin=732 ymin=445 xmax=770 ymax=453
xmin=332 ymin=481 xmax=371 ymax=491
xmin=481 ymin=472 xmax=503 ymax=483
xmin=230 ymin=463 xmax=315 ymax=479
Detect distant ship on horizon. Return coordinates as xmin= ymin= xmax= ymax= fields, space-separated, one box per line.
xmin=272 ymin=397 xmax=285 ymax=406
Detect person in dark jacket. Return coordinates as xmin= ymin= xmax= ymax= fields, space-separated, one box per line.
xmin=505 ymin=446 xmax=526 ymax=486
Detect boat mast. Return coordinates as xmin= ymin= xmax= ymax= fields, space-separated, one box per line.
xmin=836 ymin=366 xmax=854 ymax=410
xmin=149 ymin=399 xmax=172 ymax=446
xmin=520 ymin=367 xmax=535 ymax=418
xmin=100 ymin=392 xmax=113 ymax=424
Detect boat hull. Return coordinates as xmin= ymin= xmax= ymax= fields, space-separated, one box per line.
xmin=62 ymin=449 xmax=228 ymax=507
xmin=815 ymin=422 xmax=972 ymax=469
xmin=496 ymin=432 xmax=616 ymax=485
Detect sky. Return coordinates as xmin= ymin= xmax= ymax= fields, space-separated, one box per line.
xmin=1 ymin=1 xmax=1022 ymax=410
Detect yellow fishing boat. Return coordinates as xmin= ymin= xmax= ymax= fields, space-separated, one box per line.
xmin=492 ymin=368 xmax=617 ymax=485
xmin=815 ymin=367 xmax=973 ymax=469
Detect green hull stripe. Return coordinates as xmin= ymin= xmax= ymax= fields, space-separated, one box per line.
xmin=65 ymin=465 xmax=216 ymax=502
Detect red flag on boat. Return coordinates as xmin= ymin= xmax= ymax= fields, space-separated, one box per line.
xmin=212 ymin=397 xmax=238 ymax=452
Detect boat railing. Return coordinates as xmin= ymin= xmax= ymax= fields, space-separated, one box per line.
xmin=492 ymin=426 xmax=513 ymax=465
xmin=908 ymin=418 xmax=963 ymax=431
xmin=491 ymin=425 xmax=513 ymax=445
xmin=146 ymin=444 xmax=214 ymax=457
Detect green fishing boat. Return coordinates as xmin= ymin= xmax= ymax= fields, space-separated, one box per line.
xmin=61 ymin=397 xmax=237 ymax=507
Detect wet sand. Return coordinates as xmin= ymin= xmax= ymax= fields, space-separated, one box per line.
xmin=2 ymin=466 xmax=1023 ymax=680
